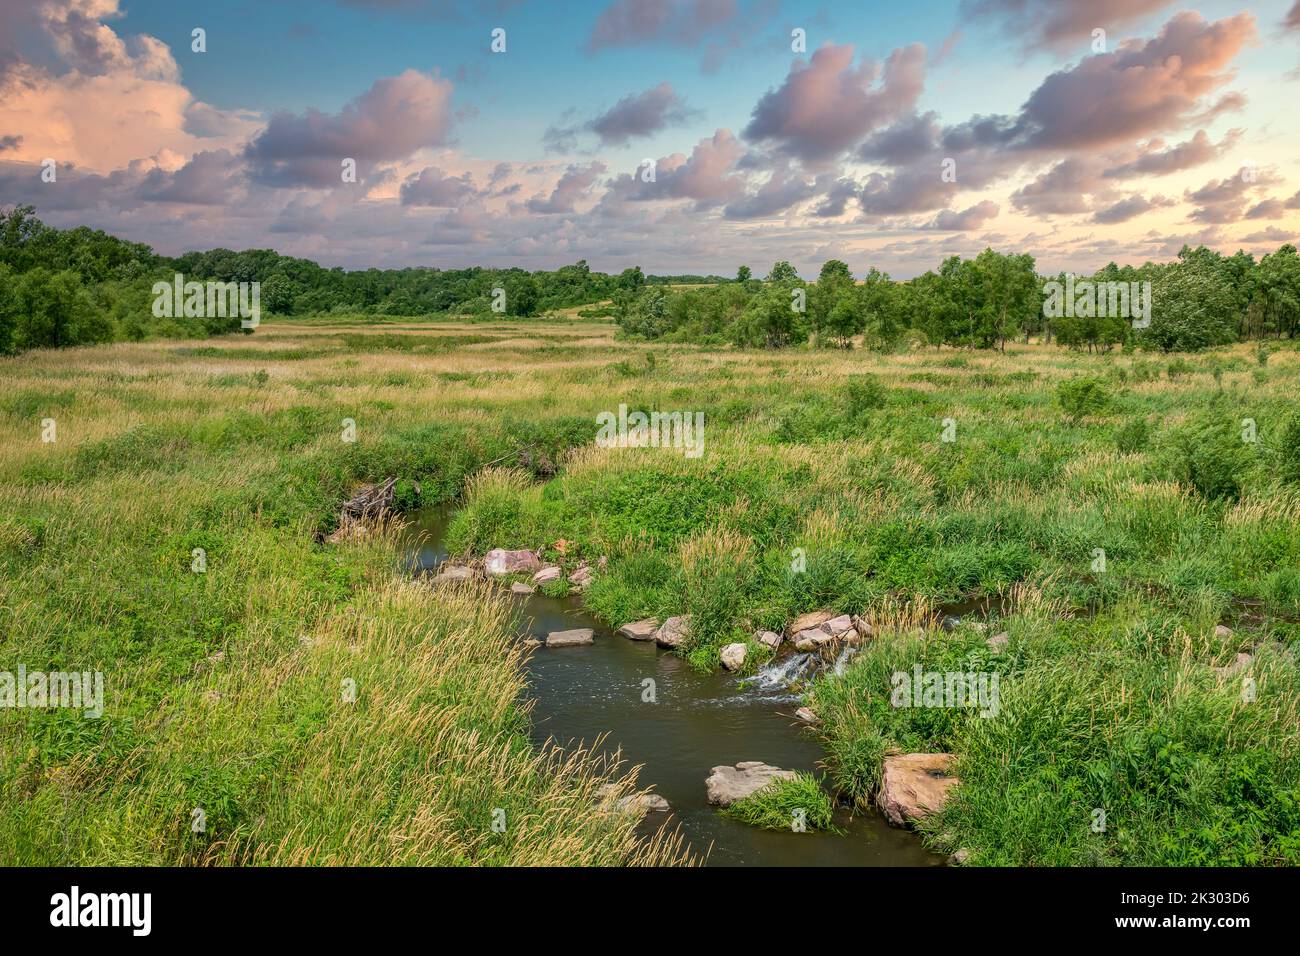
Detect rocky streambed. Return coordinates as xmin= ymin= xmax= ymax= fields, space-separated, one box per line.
xmin=401 ymin=504 xmax=945 ymax=867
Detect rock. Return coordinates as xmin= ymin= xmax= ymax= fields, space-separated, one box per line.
xmin=655 ymin=615 xmax=692 ymax=649
xmin=876 ymin=753 xmax=958 ymax=827
xmin=485 ymin=549 xmax=540 ymax=577
xmin=720 ymin=643 xmax=748 ymax=671
xmin=1214 ymin=624 xmax=1234 ymax=639
xmin=949 ymin=849 xmax=972 ymax=865
xmin=1212 ymin=652 xmax=1253 ymax=678
xmin=791 ymin=612 xmax=857 ymax=651
xmin=705 ymin=762 xmax=797 ymax=806
xmin=569 ymin=565 xmax=594 ymax=590
xmin=789 ymin=609 xmax=835 ymax=634
xmin=510 ymin=582 xmax=535 ymax=595
xmin=757 ymin=630 xmax=781 ymax=651
xmin=852 ymin=615 xmax=874 ymax=640
xmin=522 ymin=637 xmax=542 ymax=650
xmin=433 ymin=564 xmax=475 ymax=584
xmin=823 ymin=614 xmax=854 ymax=637
xmin=794 ymin=706 xmax=817 ymax=724
xmin=532 ymin=565 xmax=562 ymax=584
xmin=617 ymin=618 xmax=659 ymax=641
xmin=595 ymin=784 xmax=670 ymax=816
xmin=545 ymin=628 xmax=594 ymax=648
xmin=987 ymin=631 xmax=1009 ymax=653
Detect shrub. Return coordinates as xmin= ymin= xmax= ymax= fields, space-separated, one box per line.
xmin=1162 ymin=413 xmax=1255 ymax=500
xmin=1115 ymin=417 xmax=1150 ymax=454
xmin=1056 ymin=377 xmax=1110 ymax=421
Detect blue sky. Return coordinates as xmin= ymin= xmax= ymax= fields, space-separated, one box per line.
xmin=2 ymin=1 xmax=1298 ymax=276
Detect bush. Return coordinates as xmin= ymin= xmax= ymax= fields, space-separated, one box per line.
xmin=1056 ymin=378 xmax=1110 ymax=421
xmin=1162 ymin=413 xmax=1255 ymax=500
xmin=1115 ymin=417 xmax=1150 ymax=454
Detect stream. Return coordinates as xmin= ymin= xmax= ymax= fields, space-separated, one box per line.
xmin=403 ymin=505 xmax=943 ymax=867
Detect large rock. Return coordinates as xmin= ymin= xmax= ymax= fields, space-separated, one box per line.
xmin=876 ymin=753 xmax=958 ymax=827
xmin=510 ymin=582 xmax=535 ymax=595
xmin=485 ymin=549 xmax=540 ymax=577
xmin=618 ymin=618 xmax=659 ymax=641
xmin=595 ymin=784 xmax=670 ymax=816
xmin=757 ymin=630 xmax=781 ymax=651
xmin=655 ymin=615 xmax=692 ymax=649
xmin=720 ymin=643 xmax=747 ymax=671
xmin=532 ymin=565 xmax=562 ymax=584
xmin=789 ymin=609 xmax=835 ymax=634
xmin=545 ymin=628 xmax=594 ymax=648
xmin=706 ymin=762 xmax=797 ymax=806
xmin=433 ymin=564 xmax=475 ymax=584
xmin=569 ymin=565 xmax=594 ymax=590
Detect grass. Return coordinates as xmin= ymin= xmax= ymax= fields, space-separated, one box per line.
xmin=2 ymin=316 xmax=1299 ymax=865
xmin=721 ymin=773 xmax=839 ymax=832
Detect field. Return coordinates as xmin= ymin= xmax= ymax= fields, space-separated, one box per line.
xmin=2 ymin=316 xmax=1299 ymax=865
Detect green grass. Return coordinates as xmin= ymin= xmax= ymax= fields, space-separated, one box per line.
xmin=3 ymin=318 xmax=1299 ymax=865
xmin=721 ymin=773 xmax=839 ymax=832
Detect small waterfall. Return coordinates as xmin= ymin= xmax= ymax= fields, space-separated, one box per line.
xmin=750 ymin=652 xmax=818 ymax=691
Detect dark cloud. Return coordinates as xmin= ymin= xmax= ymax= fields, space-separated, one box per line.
xmin=545 ymin=82 xmax=698 ymax=152
xmin=400 ymin=166 xmax=479 ymax=207
xmin=724 ymin=166 xmax=817 ymax=220
xmin=0 ymin=134 xmax=21 ymax=152
xmin=1091 ymin=194 xmax=1174 ymax=224
xmin=1102 ymin=129 xmax=1241 ymax=178
xmin=139 ymin=150 xmax=242 ymax=205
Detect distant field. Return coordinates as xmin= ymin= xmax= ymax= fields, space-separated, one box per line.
xmin=2 ymin=318 xmax=1298 ymax=865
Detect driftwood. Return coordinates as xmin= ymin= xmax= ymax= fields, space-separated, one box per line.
xmin=340 ymin=477 xmax=397 ymax=521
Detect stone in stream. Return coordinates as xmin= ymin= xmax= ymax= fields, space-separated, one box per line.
xmin=595 ymin=784 xmax=671 ymax=816
xmin=569 ymin=564 xmax=594 ymax=591
xmin=705 ymin=761 xmax=797 ymax=806
xmin=987 ymin=631 xmax=1009 ymax=653
xmin=720 ymin=642 xmax=747 ymax=671
xmin=485 ymin=548 xmax=541 ymax=577
xmin=617 ymin=618 xmax=659 ymax=641
xmin=792 ymin=613 xmax=857 ymax=652
xmin=876 ymin=753 xmax=958 ymax=828
xmin=851 ymin=615 xmax=874 ymax=640
xmin=794 ymin=706 xmax=817 ymax=724
xmin=546 ymin=628 xmax=594 ymax=648
xmin=433 ymin=564 xmax=475 ymax=584
xmin=510 ymin=582 xmax=535 ymax=595
xmin=655 ymin=615 xmax=692 ymax=649
xmin=532 ymin=565 xmax=562 ymax=584
xmin=757 ymin=630 xmax=781 ymax=651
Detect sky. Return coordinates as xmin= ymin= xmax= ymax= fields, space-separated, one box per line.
xmin=1 ymin=0 xmax=1299 ymax=278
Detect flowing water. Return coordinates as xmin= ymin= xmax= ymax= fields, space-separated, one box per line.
xmin=404 ymin=505 xmax=943 ymax=867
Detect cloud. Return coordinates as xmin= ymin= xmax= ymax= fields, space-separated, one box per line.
xmin=0 ymin=134 xmax=21 ymax=152
xmin=724 ymin=165 xmax=817 ymax=219
xmin=526 ymin=161 xmax=606 ymax=213
xmin=963 ymin=0 xmax=1179 ymax=53
xmin=1185 ymin=168 xmax=1278 ymax=224
xmin=138 ymin=149 xmax=242 ymax=205
xmin=400 ymin=166 xmax=479 ymax=207
xmin=1091 ymin=193 xmax=1174 ymax=224
xmin=545 ymin=82 xmax=698 ymax=151
xmin=586 ymin=0 xmax=736 ymax=51
xmin=244 ymin=69 xmax=455 ymax=187
xmin=1287 ymin=2 xmax=1300 ymax=31
xmin=743 ymin=43 xmax=926 ymax=166
xmin=925 ymin=200 xmax=999 ymax=231
xmin=1102 ymin=129 xmax=1241 ymax=178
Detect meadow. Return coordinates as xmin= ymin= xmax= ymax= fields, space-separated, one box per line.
xmin=2 ymin=315 xmax=1298 ymax=865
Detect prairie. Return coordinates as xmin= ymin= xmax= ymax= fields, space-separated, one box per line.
xmin=2 ymin=317 xmax=1298 ymax=865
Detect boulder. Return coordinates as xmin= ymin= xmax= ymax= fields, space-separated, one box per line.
xmin=705 ymin=762 xmax=797 ymax=806
xmin=569 ymin=565 xmax=594 ymax=590
xmin=655 ymin=615 xmax=692 ymax=649
xmin=532 ymin=565 xmax=562 ymax=584
xmin=485 ymin=549 xmax=540 ymax=577
xmin=1212 ymin=652 xmax=1253 ymax=678
xmin=545 ymin=628 xmax=594 ymax=648
xmin=522 ymin=637 xmax=542 ymax=650
xmin=595 ymin=784 xmax=670 ymax=816
xmin=987 ymin=631 xmax=1009 ymax=653
xmin=876 ymin=753 xmax=958 ymax=827
xmin=720 ymin=643 xmax=748 ymax=671
xmin=852 ymin=615 xmax=874 ymax=640
xmin=1214 ymin=624 xmax=1234 ymax=639
xmin=433 ymin=564 xmax=475 ymax=584
xmin=617 ymin=618 xmax=660 ymax=641
xmin=757 ymin=630 xmax=781 ymax=651
xmin=949 ymin=849 xmax=972 ymax=865
xmin=794 ymin=706 xmax=817 ymax=724
xmin=510 ymin=582 xmax=535 ymax=595
xmin=792 ymin=612 xmax=857 ymax=652
xmin=789 ymin=609 xmax=835 ymax=634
